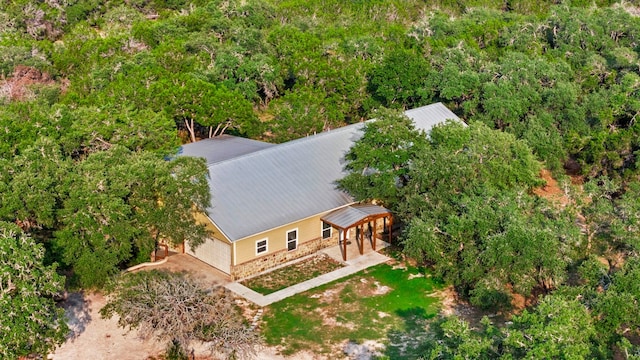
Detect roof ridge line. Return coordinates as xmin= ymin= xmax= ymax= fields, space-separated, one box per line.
xmin=207 ymin=121 xmax=366 ymax=169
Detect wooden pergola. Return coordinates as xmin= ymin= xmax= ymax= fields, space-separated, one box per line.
xmin=321 ymin=204 xmax=392 ymax=261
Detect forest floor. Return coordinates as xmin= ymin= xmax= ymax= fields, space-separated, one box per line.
xmin=0 ymin=65 xmax=67 ymax=102
xmin=532 ymin=169 xmax=571 ymax=206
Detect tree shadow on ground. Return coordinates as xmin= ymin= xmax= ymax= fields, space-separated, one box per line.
xmin=383 ymin=307 xmax=434 ymax=360
xmin=61 ymin=291 xmax=92 ymax=340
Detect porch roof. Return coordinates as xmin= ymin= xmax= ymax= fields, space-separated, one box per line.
xmin=321 ymin=204 xmax=391 ymax=230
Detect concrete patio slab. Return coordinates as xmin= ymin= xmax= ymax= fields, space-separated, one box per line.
xmin=135 ymin=253 xmax=231 ymax=287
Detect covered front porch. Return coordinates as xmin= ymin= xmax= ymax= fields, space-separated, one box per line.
xmin=321 ymin=204 xmax=393 ymax=261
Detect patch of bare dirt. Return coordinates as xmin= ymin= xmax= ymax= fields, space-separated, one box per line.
xmin=431 ymin=286 xmax=501 ymax=326
xmin=314 ymin=308 xmax=356 ymax=330
xmin=352 ymin=278 xmax=392 ymax=297
xmin=408 ymin=273 xmax=424 ymax=280
xmin=343 ymin=340 xmax=385 ymax=360
xmin=618 ymin=2 xmax=640 ymax=17
xmin=0 ymin=65 xmax=67 ymax=102
xmin=435 ymin=286 xmax=457 ymax=317
xmin=51 ymin=291 xmax=319 ymax=360
xmin=311 ymin=282 xmax=347 ymax=304
xmin=49 ymin=292 xmax=166 ymax=360
xmin=570 ymin=174 xmax=584 ymax=185
xmin=533 ymin=169 xmax=570 ymax=207
xmin=510 ymin=292 xmax=526 ymax=312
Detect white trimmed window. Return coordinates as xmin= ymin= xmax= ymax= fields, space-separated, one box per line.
xmin=286 ymin=229 xmax=298 ymax=251
xmin=322 ymin=222 xmax=332 ymax=239
xmin=256 ymin=238 xmax=268 ymax=255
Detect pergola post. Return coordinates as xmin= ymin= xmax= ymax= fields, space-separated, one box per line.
xmin=342 ymin=228 xmax=347 ymax=261
xmin=388 ymin=215 xmax=393 ymax=245
xmin=372 ymin=219 xmax=377 ymax=250
xmin=359 ymin=224 xmax=364 ymax=255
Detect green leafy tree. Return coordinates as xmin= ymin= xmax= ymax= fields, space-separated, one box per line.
xmin=54 ymin=147 xmax=210 ymax=287
xmin=342 ymin=119 xmax=575 ymax=307
xmin=405 ymin=189 xmax=578 ymax=308
xmin=398 ymin=121 xmax=543 ymax=221
xmin=338 ymin=108 xmax=428 ymax=208
xmin=422 ymin=296 xmax=595 ymax=359
xmin=368 ymin=48 xmax=432 ymax=109
xmin=423 ymin=317 xmax=499 ymax=360
xmin=267 ymin=86 xmax=344 ymax=142
xmin=0 ymin=222 xmax=68 ymax=359
xmin=577 ymin=179 xmax=640 ymax=268
xmin=0 ymin=138 xmax=70 ymax=229
xmin=503 ymin=295 xmax=596 ymax=359
xmin=153 ymin=76 xmax=258 ymax=142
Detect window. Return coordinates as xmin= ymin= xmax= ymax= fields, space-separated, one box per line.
xmin=286 ymin=229 xmax=298 ymax=251
xmin=256 ymin=238 xmax=268 ymax=255
xmin=322 ymin=222 xmax=332 ymax=239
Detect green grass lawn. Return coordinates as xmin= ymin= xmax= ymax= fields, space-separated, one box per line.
xmin=260 ymin=262 xmax=445 ymax=358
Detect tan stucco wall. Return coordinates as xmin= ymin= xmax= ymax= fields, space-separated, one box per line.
xmin=193 ymin=207 xmax=391 ymax=280
xmin=234 ymin=213 xmax=339 ymax=265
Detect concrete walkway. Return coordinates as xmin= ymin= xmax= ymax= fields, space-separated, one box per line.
xmin=225 ymin=246 xmax=391 ymax=307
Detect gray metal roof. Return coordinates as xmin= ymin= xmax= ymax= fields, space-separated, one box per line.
xmin=404 ymin=102 xmax=461 ymax=130
xmin=178 ymin=135 xmax=274 ymax=165
xmin=198 ymin=103 xmax=460 ymax=242
xmin=321 ymin=204 xmax=391 ymax=230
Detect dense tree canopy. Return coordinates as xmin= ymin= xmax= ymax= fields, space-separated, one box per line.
xmin=0 ymin=104 xmax=210 ymax=287
xmin=3 ymin=0 xmax=639 ymax=172
xmin=2 ymin=0 xmax=640 ymax=357
xmin=0 ymin=222 xmax=68 ymax=359
xmin=341 ymin=117 xmax=580 ymax=308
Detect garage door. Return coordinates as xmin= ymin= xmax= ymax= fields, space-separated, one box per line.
xmin=185 ymin=237 xmax=231 ymax=274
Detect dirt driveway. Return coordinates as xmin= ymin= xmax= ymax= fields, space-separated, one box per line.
xmin=49 ymin=255 xmax=294 ymax=360
xmin=50 ymin=291 xmax=166 ymax=360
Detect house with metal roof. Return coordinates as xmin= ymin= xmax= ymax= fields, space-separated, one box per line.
xmin=179 ymin=102 xmax=461 ymax=279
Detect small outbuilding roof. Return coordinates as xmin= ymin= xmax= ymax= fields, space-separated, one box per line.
xmin=180 ymin=102 xmax=461 ymax=242
xmin=321 ymin=204 xmax=391 ymax=230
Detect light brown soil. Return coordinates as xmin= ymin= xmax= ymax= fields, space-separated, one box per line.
xmin=50 ymin=291 xmax=300 ymax=360
xmin=435 ymin=286 xmax=511 ymax=326
xmin=50 ymin=292 xmax=166 ymax=360
xmin=532 ymin=169 xmax=570 ymax=206
xmin=0 ymin=65 xmax=67 ymax=102
xmin=352 ymin=278 xmax=392 ymax=297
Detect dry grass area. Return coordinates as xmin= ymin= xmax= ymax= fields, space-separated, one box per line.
xmin=241 ymin=254 xmax=344 ymax=295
